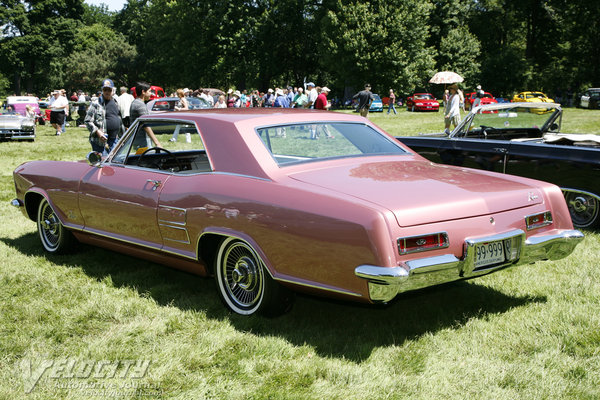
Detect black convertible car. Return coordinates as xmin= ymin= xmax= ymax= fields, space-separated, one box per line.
xmin=397 ymin=102 xmax=600 ymax=228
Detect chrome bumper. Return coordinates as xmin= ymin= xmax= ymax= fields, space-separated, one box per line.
xmin=355 ymin=229 xmax=584 ymax=302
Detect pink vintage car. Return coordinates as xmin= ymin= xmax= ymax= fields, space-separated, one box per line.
xmin=11 ymin=109 xmax=583 ymax=316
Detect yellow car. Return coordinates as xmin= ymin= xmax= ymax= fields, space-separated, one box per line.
xmin=511 ymin=91 xmax=555 ymax=113
xmin=511 ymin=91 xmax=554 ymax=103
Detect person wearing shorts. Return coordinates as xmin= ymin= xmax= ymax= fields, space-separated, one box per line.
xmin=49 ymin=91 xmax=68 ymax=135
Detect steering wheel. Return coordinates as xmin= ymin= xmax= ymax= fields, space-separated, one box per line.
xmin=138 ymin=147 xmax=182 ymax=172
xmin=479 ymin=125 xmax=496 ymax=138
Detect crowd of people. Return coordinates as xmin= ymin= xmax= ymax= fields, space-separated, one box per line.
xmin=75 ymin=79 xmax=344 ymax=153
xmin=27 ymin=78 xmax=417 ymax=153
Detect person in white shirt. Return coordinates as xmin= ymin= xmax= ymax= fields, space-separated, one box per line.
xmin=305 ymin=82 xmax=318 ymax=108
xmin=200 ymin=89 xmax=214 ymax=107
xmin=117 ymin=86 xmax=134 ymax=128
xmin=445 ymin=84 xmax=461 ymax=133
xmin=49 ymin=91 xmax=68 ymax=136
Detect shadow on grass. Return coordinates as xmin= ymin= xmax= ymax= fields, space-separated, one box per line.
xmin=2 ymin=232 xmax=546 ymax=362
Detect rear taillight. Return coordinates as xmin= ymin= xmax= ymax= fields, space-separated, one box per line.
xmin=398 ymin=232 xmax=449 ymax=255
xmin=525 ymin=211 xmax=553 ymax=230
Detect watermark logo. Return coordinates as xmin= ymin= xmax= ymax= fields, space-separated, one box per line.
xmin=19 ymin=358 xmax=153 ymax=395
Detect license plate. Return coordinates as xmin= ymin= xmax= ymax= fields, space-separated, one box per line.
xmin=474 ymin=240 xmax=509 ymax=268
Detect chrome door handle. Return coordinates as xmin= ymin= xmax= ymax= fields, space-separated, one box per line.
xmin=146 ymin=179 xmax=162 ymax=190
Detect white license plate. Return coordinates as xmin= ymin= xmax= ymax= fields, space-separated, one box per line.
xmin=474 ymin=240 xmax=508 ymax=268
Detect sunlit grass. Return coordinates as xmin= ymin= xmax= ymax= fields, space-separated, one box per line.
xmin=0 ymin=111 xmax=599 ymax=399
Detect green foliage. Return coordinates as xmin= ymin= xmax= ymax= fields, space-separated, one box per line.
xmin=322 ymin=0 xmax=436 ymax=94
xmin=1 ymin=0 xmax=599 ymax=98
xmin=0 ymin=73 xmax=10 ymax=96
xmin=65 ymin=23 xmax=137 ymax=92
xmin=0 ymin=0 xmax=86 ymax=94
xmin=81 ymin=2 xmax=116 ymax=27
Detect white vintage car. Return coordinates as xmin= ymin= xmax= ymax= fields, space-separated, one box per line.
xmin=0 ymin=105 xmax=36 ymax=141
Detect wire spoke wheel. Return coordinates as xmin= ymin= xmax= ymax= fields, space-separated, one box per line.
xmin=564 ymin=191 xmax=599 ymax=228
xmin=216 ymin=239 xmax=265 ymax=315
xmin=37 ymin=198 xmax=75 ymax=253
xmin=214 ymin=237 xmax=295 ymax=316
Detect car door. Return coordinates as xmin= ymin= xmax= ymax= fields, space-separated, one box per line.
xmin=78 ymin=120 xmax=182 ymax=249
xmin=79 ymin=164 xmax=169 ymax=249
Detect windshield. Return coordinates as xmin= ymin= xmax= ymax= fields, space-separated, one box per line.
xmin=257 ymin=122 xmax=407 ymax=166
xmin=415 ymin=94 xmax=434 ymax=100
xmin=455 ymin=105 xmax=560 ymax=138
xmin=526 ymin=92 xmax=546 ymax=99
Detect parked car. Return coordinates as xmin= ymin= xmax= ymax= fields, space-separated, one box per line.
xmin=0 ymin=107 xmax=36 ymax=141
xmin=405 ymin=93 xmax=439 ymax=112
xmin=397 ymin=102 xmax=600 ymax=228
xmin=369 ymin=94 xmax=384 ymax=112
xmin=511 ymin=91 xmax=554 ymax=103
xmin=579 ymin=88 xmax=600 ymax=109
xmin=38 ymin=96 xmax=51 ymax=109
xmin=147 ymin=97 xmax=211 ymax=113
xmin=12 ymin=109 xmax=583 ymax=315
xmin=351 ymin=93 xmax=383 ymax=113
xmin=6 ymin=96 xmax=41 ymax=116
xmin=131 ymin=85 xmax=165 ymax=100
xmin=464 ymin=91 xmax=498 ymax=110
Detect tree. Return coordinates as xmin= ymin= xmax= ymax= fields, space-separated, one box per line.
xmin=437 ymin=27 xmax=481 ymax=88
xmin=0 ymin=0 xmax=85 ymax=95
xmin=64 ymin=24 xmax=137 ymax=92
xmin=321 ymin=0 xmax=436 ymax=96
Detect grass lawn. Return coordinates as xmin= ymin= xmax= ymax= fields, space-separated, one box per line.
xmin=1 ymin=108 xmax=599 ymax=399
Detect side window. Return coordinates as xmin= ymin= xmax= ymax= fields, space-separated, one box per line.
xmin=110 ymin=121 xmax=210 ymax=173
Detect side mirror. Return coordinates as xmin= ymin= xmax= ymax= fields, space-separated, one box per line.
xmin=550 ymin=123 xmax=559 ymax=131
xmin=86 ymin=151 xmax=103 ymax=167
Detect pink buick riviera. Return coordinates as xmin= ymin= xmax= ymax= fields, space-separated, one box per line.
xmin=12 ymin=109 xmax=583 ymax=315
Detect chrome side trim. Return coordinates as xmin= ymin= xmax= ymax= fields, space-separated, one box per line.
xmin=355 ymin=228 xmax=583 ymax=303
xmin=78 ymin=227 xmax=198 ymax=261
xmin=275 ymin=276 xmax=362 ymax=297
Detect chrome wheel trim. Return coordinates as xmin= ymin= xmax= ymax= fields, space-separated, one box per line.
xmin=565 ymin=191 xmax=599 ymax=228
xmin=38 ymin=200 xmax=61 ymax=251
xmin=217 ymin=239 xmax=265 ymax=314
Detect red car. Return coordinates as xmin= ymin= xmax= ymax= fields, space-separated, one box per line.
xmin=12 ymin=109 xmax=583 ymax=316
xmin=130 ymin=85 xmax=165 ymax=100
xmin=406 ymin=93 xmax=439 ymax=112
xmin=465 ymin=91 xmax=498 ymax=110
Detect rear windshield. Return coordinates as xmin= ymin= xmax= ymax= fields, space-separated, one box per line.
xmin=256 ymin=122 xmax=407 ymax=166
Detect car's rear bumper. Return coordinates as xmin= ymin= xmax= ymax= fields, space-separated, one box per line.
xmin=355 ymin=228 xmax=584 ymax=302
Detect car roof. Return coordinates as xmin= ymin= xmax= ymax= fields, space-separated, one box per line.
xmin=132 ymin=109 xmax=371 ymax=179
xmin=7 ymin=96 xmax=38 ymax=103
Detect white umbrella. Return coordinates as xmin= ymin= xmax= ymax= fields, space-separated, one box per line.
xmin=429 ymin=71 xmax=464 ymax=84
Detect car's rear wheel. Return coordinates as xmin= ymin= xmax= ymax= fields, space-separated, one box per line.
xmin=564 ymin=191 xmax=599 ymax=228
xmin=37 ymin=198 xmax=76 ymax=253
xmin=215 ymin=238 xmax=294 ymax=316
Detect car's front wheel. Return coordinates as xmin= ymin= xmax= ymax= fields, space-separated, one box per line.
xmin=37 ymin=198 xmax=76 ymax=253
xmin=564 ymin=191 xmax=599 ymax=228
xmin=215 ymin=238 xmax=294 ymax=316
